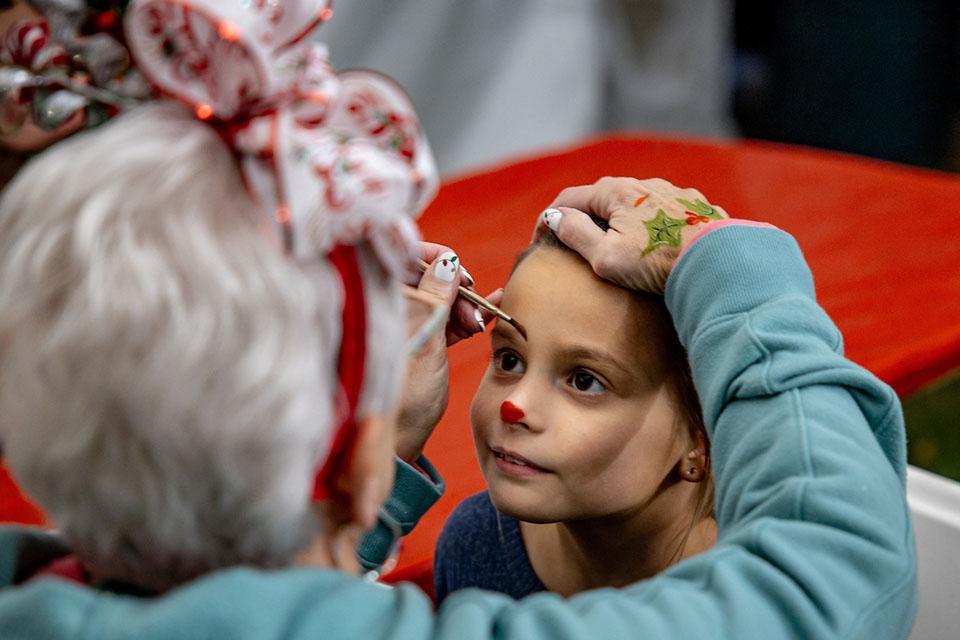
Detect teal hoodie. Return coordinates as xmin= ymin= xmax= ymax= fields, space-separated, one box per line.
xmin=0 ymin=226 xmax=916 ymax=639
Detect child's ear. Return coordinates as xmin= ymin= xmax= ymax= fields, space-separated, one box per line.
xmin=678 ymin=433 xmax=708 ymax=483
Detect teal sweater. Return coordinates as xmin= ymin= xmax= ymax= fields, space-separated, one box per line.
xmin=0 ymin=227 xmax=916 ymax=639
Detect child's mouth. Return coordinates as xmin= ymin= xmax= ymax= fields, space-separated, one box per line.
xmin=490 ymin=447 xmax=549 ymax=477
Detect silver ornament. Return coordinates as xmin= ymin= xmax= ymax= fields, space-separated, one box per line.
xmin=0 ymin=68 xmax=40 ymax=99
xmin=34 ymin=89 xmax=88 ymax=131
xmin=69 ymin=34 xmax=131 ymax=86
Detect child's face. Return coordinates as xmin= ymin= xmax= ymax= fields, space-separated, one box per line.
xmin=470 ymin=246 xmax=690 ymax=523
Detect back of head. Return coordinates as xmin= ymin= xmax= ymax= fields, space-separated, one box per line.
xmin=0 ymin=102 xmax=340 ymax=591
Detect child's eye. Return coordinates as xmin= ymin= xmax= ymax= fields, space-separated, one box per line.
xmin=494 ymin=349 xmax=525 ymax=374
xmin=569 ymin=370 xmax=605 ymax=394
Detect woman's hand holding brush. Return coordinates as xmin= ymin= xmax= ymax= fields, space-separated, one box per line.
xmin=396 ymin=242 xmax=501 ymax=462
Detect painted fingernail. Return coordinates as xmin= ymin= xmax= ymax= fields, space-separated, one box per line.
xmin=541 ymin=208 xmax=562 ymax=232
xmin=473 ymin=308 xmax=485 ymax=332
xmin=434 ymin=251 xmax=460 ymax=282
xmin=460 ymin=265 xmax=475 ymax=286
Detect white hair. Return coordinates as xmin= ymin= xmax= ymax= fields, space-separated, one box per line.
xmin=0 ymin=101 xmax=405 ymax=590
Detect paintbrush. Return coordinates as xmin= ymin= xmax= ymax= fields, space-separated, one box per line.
xmin=416 ymin=259 xmax=527 ymax=339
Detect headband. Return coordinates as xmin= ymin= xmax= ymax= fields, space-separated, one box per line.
xmin=1 ymin=0 xmax=439 ymax=501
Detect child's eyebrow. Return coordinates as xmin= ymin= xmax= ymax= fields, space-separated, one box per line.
xmin=491 ymin=323 xmax=523 ymax=341
xmin=557 ymin=345 xmax=635 ymax=381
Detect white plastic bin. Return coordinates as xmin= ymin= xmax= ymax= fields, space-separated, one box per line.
xmin=907 ymin=465 xmax=960 ymax=639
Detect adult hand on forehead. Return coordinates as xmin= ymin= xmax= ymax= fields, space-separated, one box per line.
xmin=395 ymin=241 xmax=501 ymax=463
xmin=535 ymin=177 xmax=729 ymax=294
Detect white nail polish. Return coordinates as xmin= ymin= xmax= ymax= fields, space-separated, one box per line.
xmin=541 ymin=208 xmax=562 ymax=232
xmin=474 ymin=308 xmax=485 ymax=331
xmin=435 ymin=251 xmax=460 ymax=282
xmin=460 ymin=265 xmax=475 ymax=285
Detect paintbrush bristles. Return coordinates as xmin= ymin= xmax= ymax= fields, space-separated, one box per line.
xmin=415 ymin=258 xmax=527 ymax=339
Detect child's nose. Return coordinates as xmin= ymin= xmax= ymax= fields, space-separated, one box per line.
xmin=497 ymin=374 xmax=547 ymax=431
xmin=500 ymin=401 xmax=524 ymax=423
xmin=498 ymin=395 xmax=545 ymax=433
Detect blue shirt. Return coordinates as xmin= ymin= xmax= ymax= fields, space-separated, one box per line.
xmin=435 ymin=491 xmax=545 ymax=602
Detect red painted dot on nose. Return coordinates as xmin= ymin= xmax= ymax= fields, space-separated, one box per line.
xmin=500 ymin=401 xmax=525 ymax=423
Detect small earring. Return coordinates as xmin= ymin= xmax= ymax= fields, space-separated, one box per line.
xmin=687 ymin=467 xmax=698 ymax=477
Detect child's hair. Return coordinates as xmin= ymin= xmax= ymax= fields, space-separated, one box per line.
xmin=0 ymin=101 xmax=405 ymax=591
xmin=519 ymin=222 xmax=713 ymax=561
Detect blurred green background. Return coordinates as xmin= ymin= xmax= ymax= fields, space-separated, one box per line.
xmin=904 ymin=371 xmax=960 ymax=482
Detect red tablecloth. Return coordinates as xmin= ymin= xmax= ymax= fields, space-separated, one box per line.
xmin=4 ymin=135 xmax=960 ymax=592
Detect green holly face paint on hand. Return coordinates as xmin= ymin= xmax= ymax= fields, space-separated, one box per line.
xmin=642 ymin=198 xmax=724 ymax=256
xmin=642 ymin=209 xmax=686 ymax=256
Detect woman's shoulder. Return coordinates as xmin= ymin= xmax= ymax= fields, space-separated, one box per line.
xmin=434 ymin=491 xmax=545 ymax=602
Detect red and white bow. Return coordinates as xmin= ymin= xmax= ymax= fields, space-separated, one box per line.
xmin=125 ymin=0 xmax=438 ymax=276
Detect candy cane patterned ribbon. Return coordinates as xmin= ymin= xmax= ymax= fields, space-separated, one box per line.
xmin=0 ymin=19 xmax=69 ymax=71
